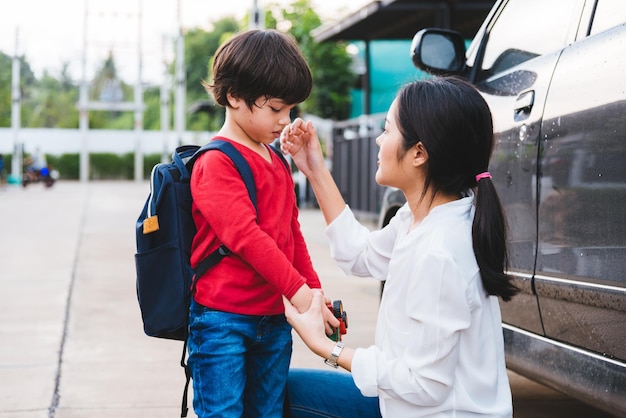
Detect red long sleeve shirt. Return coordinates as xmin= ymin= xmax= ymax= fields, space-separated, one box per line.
xmin=190 ymin=137 xmax=321 ymax=315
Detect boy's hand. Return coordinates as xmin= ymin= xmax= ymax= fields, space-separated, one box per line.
xmin=283 ymin=291 xmax=338 ymax=355
xmin=288 ymin=285 xmax=339 ymax=336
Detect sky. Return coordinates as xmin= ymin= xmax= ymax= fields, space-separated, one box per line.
xmin=0 ymin=0 xmax=369 ymax=84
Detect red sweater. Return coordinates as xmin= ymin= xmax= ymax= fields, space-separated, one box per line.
xmin=190 ymin=138 xmax=321 ymax=315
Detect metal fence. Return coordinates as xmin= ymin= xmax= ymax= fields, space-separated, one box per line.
xmin=328 ymin=114 xmax=386 ymax=220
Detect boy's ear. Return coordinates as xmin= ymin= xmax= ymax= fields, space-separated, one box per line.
xmin=412 ymin=142 xmax=428 ymax=167
xmin=226 ymin=92 xmax=240 ymax=109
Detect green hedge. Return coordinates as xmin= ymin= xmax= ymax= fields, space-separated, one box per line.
xmin=3 ymin=152 xmax=163 ymax=180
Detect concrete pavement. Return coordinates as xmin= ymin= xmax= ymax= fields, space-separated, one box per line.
xmin=0 ymin=181 xmax=613 ymax=417
xmin=0 ymin=181 xmax=380 ymax=418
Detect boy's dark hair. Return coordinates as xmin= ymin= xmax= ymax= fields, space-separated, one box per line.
xmin=396 ymin=76 xmax=518 ymax=301
xmin=205 ymin=29 xmax=312 ymax=109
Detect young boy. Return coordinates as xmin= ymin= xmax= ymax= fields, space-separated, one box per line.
xmin=187 ymin=29 xmax=338 ymax=418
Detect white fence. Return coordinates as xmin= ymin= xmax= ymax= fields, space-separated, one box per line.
xmin=0 ymin=128 xmax=213 ymax=156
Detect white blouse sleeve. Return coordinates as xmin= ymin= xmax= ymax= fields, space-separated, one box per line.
xmin=325 ymin=205 xmax=398 ymax=280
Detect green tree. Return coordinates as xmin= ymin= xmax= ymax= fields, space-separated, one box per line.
xmin=265 ymin=0 xmax=355 ymax=120
xmin=0 ymin=52 xmax=11 ymax=127
xmin=184 ymin=17 xmax=240 ymax=131
xmin=142 ymin=86 xmax=164 ymax=131
xmin=88 ymin=52 xmax=135 ymax=129
xmin=0 ymin=51 xmax=37 ymax=127
xmin=26 ymin=67 xmax=79 ymax=128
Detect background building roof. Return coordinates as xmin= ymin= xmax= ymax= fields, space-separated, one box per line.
xmin=313 ymin=0 xmax=496 ymax=42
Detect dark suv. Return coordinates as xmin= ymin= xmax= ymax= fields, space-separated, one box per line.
xmin=379 ymin=0 xmax=626 ymax=415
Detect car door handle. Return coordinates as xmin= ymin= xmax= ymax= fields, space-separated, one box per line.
xmin=514 ymin=90 xmax=535 ymax=121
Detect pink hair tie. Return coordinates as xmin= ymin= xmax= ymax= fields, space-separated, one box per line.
xmin=475 ymin=172 xmax=492 ymax=182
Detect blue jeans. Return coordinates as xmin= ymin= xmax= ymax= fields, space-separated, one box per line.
xmin=187 ymin=299 xmax=293 ymax=418
xmin=286 ymin=369 xmax=382 ymax=418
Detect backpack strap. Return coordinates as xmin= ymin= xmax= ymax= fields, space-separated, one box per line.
xmin=186 ymin=140 xmax=257 ymax=208
xmin=173 ymin=145 xmax=201 ymax=181
xmin=187 ymin=141 xmax=289 ymax=279
xmin=180 ymin=337 xmax=192 ymax=417
xmin=185 ymin=140 xmax=258 ymax=280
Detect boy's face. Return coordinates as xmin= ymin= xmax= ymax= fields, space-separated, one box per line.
xmin=229 ymin=96 xmax=296 ymax=146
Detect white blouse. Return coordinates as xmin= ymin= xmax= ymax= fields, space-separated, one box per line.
xmin=325 ymin=194 xmax=512 ymax=417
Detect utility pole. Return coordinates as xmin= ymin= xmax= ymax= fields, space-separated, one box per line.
xmin=160 ymin=35 xmax=171 ymax=164
xmin=11 ymin=27 xmax=22 ymax=181
xmin=133 ymin=0 xmax=144 ymax=182
xmin=79 ymin=0 xmax=89 ymax=182
xmin=249 ymin=0 xmax=265 ymax=30
xmin=174 ymin=0 xmax=186 ymax=148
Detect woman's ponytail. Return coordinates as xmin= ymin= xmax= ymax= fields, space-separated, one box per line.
xmin=472 ymin=176 xmax=518 ymax=301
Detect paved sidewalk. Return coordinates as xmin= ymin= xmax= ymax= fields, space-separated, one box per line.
xmin=0 ymin=181 xmax=380 ymax=418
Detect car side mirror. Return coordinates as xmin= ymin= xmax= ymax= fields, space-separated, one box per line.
xmin=411 ymin=28 xmax=466 ymax=75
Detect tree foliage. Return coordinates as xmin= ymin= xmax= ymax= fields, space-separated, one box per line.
xmin=265 ymin=0 xmax=355 ymax=119
xmin=0 ymin=51 xmax=37 ymax=127
xmin=0 ymin=52 xmax=13 ymax=127
xmin=28 ymin=68 xmax=79 ymax=128
xmin=184 ymin=17 xmax=239 ymax=131
xmin=87 ymin=52 xmax=146 ymax=130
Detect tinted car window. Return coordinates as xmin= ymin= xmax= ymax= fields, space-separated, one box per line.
xmin=479 ymin=0 xmax=581 ymax=80
xmin=590 ymin=0 xmax=626 ymax=35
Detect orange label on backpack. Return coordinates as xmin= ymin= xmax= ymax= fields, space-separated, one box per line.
xmin=143 ymin=215 xmax=160 ymax=234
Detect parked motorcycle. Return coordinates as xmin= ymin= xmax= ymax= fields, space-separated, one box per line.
xmin=22 ymin=166 xmax=58 ymax=188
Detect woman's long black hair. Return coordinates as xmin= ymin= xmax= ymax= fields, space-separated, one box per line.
xmin=396 ymin=76 xmax=518 ymax=301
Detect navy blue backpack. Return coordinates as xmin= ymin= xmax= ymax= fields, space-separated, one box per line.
xmin=134 ymin=140 xmax=286 ymax=417
xmin=134 ymin=140 xmax=258 ymax=341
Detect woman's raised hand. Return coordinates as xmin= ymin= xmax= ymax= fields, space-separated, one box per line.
xmin=280 ymin=118 xmax=325 ymax=177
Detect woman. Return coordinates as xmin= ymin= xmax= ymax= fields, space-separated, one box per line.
xmin=280 ymin=77 xmax=518 ymax=417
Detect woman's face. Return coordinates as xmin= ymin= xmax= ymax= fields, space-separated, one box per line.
xmin=375 ymin=99 xmax=412 ymax=189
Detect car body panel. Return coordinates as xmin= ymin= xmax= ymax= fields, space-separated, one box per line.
xmin=535 ymin=21 xmax=626 ymax=362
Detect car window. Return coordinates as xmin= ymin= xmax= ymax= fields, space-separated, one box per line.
xmin=479 ymin=0 xmax=582 ymax=79
xmin=590 ymin=0 xmax=626 ymax=36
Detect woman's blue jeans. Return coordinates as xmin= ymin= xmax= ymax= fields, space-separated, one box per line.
xmin=187 ymin=299 xmax=292 ymax=418
xmin=286 ymin=369 xmax=382 ymax=418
